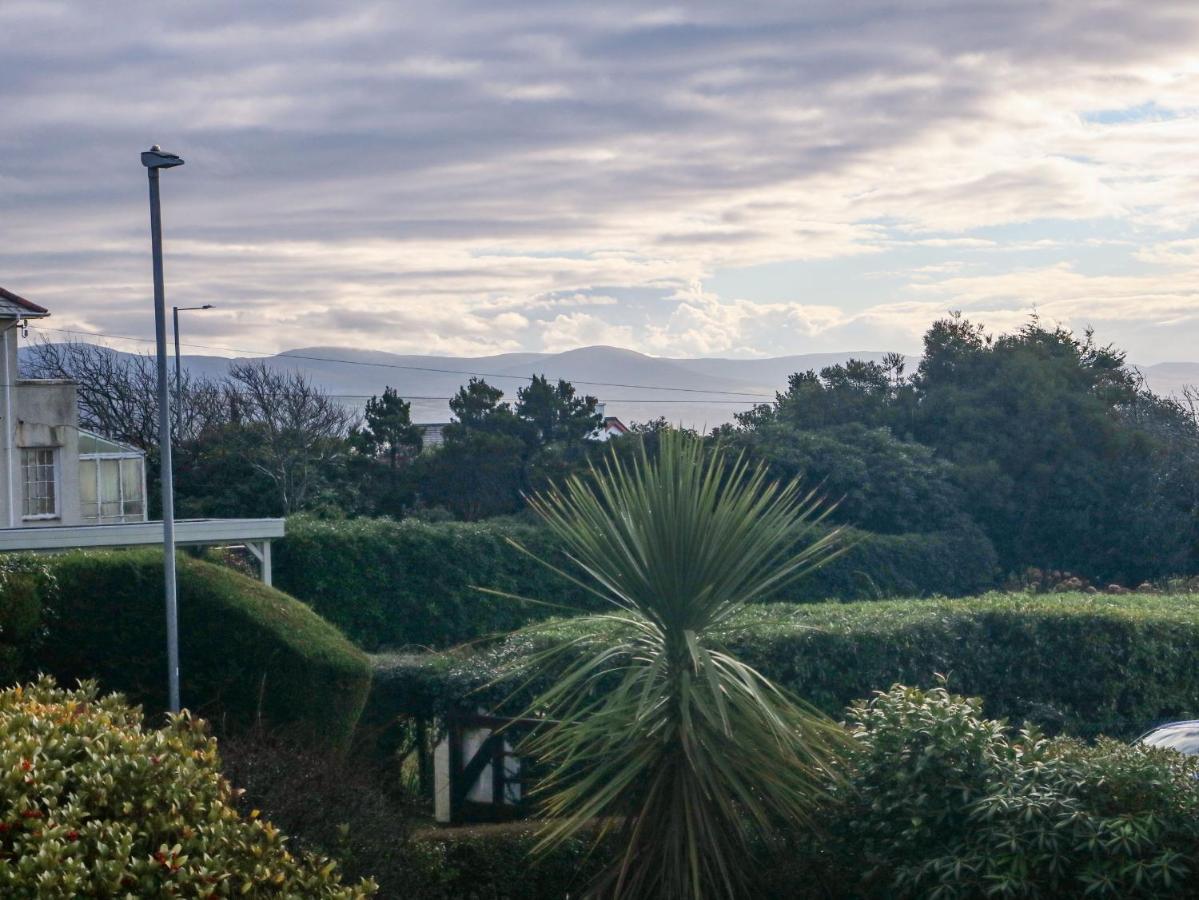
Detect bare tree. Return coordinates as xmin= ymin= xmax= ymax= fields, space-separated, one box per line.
xmin=226 ymin=361 xmax=357 ymax=513
xmin=1183 ymin=385 xmax=1199 ymax=428
xmin=23 ymin=339 xmax=232 ymax=447
xmin=24 ymin=340 xmax=358 ymax=515
xmin=25 ymin=340 xmax=163 ymax=448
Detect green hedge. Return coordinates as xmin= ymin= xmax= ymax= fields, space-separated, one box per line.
xmin=273 ymin=517 xmax=594 ymax=651
xmin=403 ymin=824 xmax=613 ymax=900
xmin=274 ymin=516 xmax=998 ymax=650
xmin=29 ymin=550 xmax=371 ymax=749
xmin=790 ymin=520 xmax=998 ymax=602
xmin=0 ymin=555 xmax=55 ymax=685
xmin=371 ymin=591 xmax=1199 ymax=740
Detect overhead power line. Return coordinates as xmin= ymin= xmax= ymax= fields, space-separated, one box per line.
xmin=326 ymin=394 xmax=758 ymax=405
xmin=29 ymin=325 xmax=775 ymax=401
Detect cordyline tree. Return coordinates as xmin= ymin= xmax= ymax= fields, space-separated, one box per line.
xmin=501 ymin=431 xmax=848 ymax=900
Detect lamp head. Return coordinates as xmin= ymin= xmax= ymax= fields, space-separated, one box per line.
xmin=141 ymin=145 xmax=185 ymax=169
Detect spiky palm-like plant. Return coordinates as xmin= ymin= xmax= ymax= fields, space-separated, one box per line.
xmin=512 ymin=430 xmax=848 ymax=900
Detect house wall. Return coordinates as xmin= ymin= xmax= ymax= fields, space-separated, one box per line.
xmin=0 ymin=324 xmax=83 ymax=527
xmin=0 ymin=323 xmax=19 ymax=527
xmin=16 ymin=380 xmax=82 ymax=526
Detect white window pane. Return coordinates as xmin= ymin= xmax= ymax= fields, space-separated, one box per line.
xmin=121 ymin=458 xmax=143 ymax=500
xmin=100 ymin=459 xmax=121 ymax=504
xmin=80 ymin=459 xmax=99 ymax=522
xmin=21 ymin=448 xmax=57 ymax=518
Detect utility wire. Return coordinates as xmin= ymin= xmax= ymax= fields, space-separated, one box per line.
xmin=29 ymin=325 xmax=776 ymax=400
xmin=327 ymin=394 xmax=758 ymax=405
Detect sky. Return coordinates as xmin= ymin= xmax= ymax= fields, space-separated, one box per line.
xmin=3 ymin=1 xmax=1199 ymax=363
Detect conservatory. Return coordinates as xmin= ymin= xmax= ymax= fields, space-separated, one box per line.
xmin=78 ymin=431 xmax=147 ymax=524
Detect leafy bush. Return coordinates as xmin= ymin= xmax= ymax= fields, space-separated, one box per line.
xmin=401 ymin=824 xmax=613 ymax=900
xmin=274 ymin=516 xmax=998 ymax=650
xmin=0 ymin=555 xmax=56 ymax=685
xmin=219 ymin=728 xmax=414 ymax=897
xmin=0 ymin=677 xmax=374 ymax=897
xmin=35 ymin=549 xmax=371 ymax=749
xmin=732 ymin=422 xmax=965 ymax=534
xmin=372 ymin=592 xmax=1199 ymax=740
xmin=839 ymin=682 xmax=1199 ymax=898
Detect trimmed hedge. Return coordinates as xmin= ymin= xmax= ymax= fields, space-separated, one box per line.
xmin=30 ymin=549 xmax=371 ymax=749
xmin=371 ymin=591 xmax=1199 ymax=740
xmin=0 ymin=555 xmax=55 ymax=685
xmin=274 ymin=516 xmax=998 ymax=650
xmin=273 ymin=517 xmax=594 ymax=651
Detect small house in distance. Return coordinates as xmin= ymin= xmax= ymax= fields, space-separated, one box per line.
xmin=590 ymin=402 xmax=629 ymax=442
xmin=415 ymin=403 xmax=628 ymax=452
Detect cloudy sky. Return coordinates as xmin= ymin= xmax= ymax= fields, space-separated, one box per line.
xmin=3 ymin=1 xmax=1199 ymax=362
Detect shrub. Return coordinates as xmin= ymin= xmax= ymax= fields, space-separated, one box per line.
xmin=0 ymin=555 xmax=56 ymax=685
xmin=371 ymin=592 xmax=1199 ymax=740
xmin=402 ymin=824 xmax=613 ymax=900
xmin=219 ymin=728 xmax=414 ymax=897
xmin=839 ymin=682 xmax=1199 ymax=898
xmin=0 ymin=677 xmax=374 ymax=897
xmin=274 ymin=516 xmax=998 ymax=650
xmin=35 ymin=550 xmax=371 ymax=749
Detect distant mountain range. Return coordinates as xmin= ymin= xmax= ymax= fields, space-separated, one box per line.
xmin=25 ymin=344 xmax=1199 ymax=428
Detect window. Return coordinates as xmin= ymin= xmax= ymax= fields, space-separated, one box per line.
xmin=80 ymin=456 xmax=146 ymax=524
xmin=21 ymin=448 xmax=58 ymax=519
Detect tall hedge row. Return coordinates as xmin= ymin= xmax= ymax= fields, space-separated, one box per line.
xmin=273 ymin=516 xmax=999 ymax=650
xmin=24 ymin=550 xmax=371 ymax=748
xmin=370 ymin=592 xmax=1199 ymax=740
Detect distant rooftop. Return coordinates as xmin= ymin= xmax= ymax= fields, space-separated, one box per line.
xmin=0 ymin=287 xmax=50 ymax=319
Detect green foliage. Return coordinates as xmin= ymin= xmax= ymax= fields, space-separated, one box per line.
xmin=734 ymin=316 xmax=1199 ymax=583
xmin=514 ymin=374 xmax=602 ymax=445
xmin=730 ymin=423 xmax=964 ymax=533
xmin=219 ymin=728 xmax=414 ymax=896
xmin=414 ymin=376 xmax=602 ymax=520
xmin=910 ymin=316 xmax=1199 ymax=581
xmin=793 ymin=522 xmax=998 ymax=600
xmin=402 ymin=824 xmax=614 ymax=900
xmin=273 ymin=516 xmax=597 ymax=650
xmin=352 ymin=387 xmax=423 ymax=466
xmin=840 ymin=682 xmax=1199 ymax=898
xmin=275 ymin=516 xmax=997 ymax=651
xmin=348 ymin=387 xmax=424 ymax=517
xmin=374 ymin=592 xmax=1199 ymax=741
xmin=0 ymin=556 xmax=56 ymax=685
xmin=35 ymin=550 xmax=370 ymax=749
xmin=0 ymin=677 xmax=374 ymax=898
xmin=510 ymin=431 xmax=847 ymax=899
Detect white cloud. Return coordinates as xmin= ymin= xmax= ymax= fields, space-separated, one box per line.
xmin=3 ymin=1 xmax=1199 ymax=359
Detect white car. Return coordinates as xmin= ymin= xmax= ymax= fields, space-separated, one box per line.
xmin=1139 ymin=721 xmax=1199 ymax=755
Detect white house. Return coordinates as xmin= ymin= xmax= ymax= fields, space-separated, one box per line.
xmin=590 ymin=402 xmax=629 ymax=442
xmin=0 ymin=286 xmax=143 ymax=528
xmin=0 ymin=286 xmax=282 ymax=582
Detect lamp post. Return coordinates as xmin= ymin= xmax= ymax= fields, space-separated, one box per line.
xmin=142 ymin=144 xmax=185 ymax=714
xmin=172 ymin=304 xmax=213 ymax=435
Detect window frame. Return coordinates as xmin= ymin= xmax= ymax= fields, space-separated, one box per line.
xmin=21 ymin=447 xmax=60 ymax=521
xmin=79 ymin=451 xmax=148 ymax=525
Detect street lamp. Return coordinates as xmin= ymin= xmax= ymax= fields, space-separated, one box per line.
xmin=142 ymin=144 xmax=185 ymax=714
xmin=173 ymin=304 xmax=214 ymax=434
